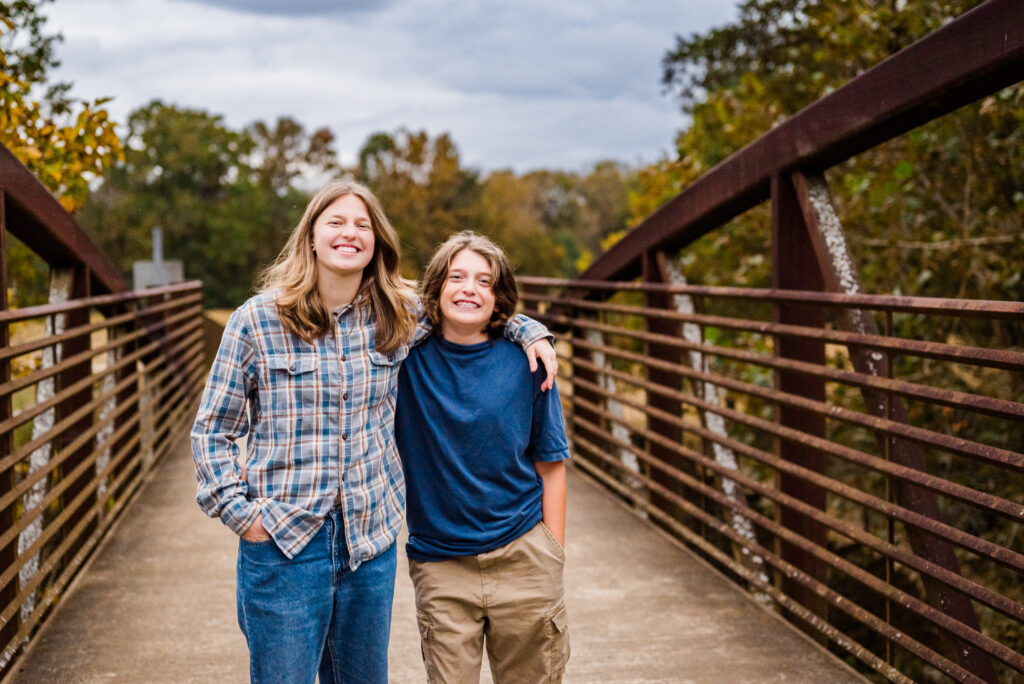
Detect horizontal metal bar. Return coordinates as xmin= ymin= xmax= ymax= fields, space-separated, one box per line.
xmin=570 ymin=435 xmax=984 ymax=682
xmin=569 ymin=369 xmax=1024 ymax=574
xmin=519 ymin=277 xmax=1024 ymax=319
xmin=0 ymin=292 xmax=202 ymax=364
xmin=572 ymin=334 xmax=1024 ymax=472
xmin=572 ymin=353 xmax=1024 ymax=526
xmin=571 ymin=426 xmax=1023 ymax=676
xmin=536 ymin=309 xmax=1024 ymax=423
xmin=570 ymin=457 xmax=912 ymax=683
xmin=0 ymin=342 xmax=203 ymax=518
xmin=570 ymin=356 xmax=1024 ymax=523
xmin=0 ymin=282 xmax=203 ymax=325
xmin=0 ymin=305 xmax=201 ymax=401
xmin=0 ymin=320 xmax=202 ymax=458
xmin=530 ymin=293 xmax=1024 ymax=372
xmin=571 ymin=391 xmax=1024 ymax=623
xmin=0 ymin=377 xmax=198 ymax=652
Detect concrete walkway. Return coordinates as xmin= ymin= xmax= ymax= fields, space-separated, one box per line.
xmin=6 ymin=437 xmax=864 ymax=683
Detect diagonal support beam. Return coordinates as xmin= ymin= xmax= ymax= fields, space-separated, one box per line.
xmin=792 ymin=170 xmax=996 ymax=682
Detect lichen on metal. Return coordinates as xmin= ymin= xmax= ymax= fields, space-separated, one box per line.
xmin=17 ymin=269 xmax=72 ymax=627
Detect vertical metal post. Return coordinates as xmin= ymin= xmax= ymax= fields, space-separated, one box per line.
xmin=770 ymin=173 xmax=829 ymax=629
xmin=642 ymin=251 xmax=690 ymax=524
xmin=791 ymin=170 xmax=996 ymax=681
xmin=0 ymin=192 xmax=17 ymax=660
xmin=55 ymin=266 xmax=94 ymax=561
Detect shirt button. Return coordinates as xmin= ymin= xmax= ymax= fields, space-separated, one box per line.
xmin=342 ymin=433 xmax=348 ymax=441
xmin=288 ymin=362 xmax=296 ymax=371
xmin=341 ymin=354 xmax=347 ymax=362
xmin=343 ymin=393 xmax=349 ymax=400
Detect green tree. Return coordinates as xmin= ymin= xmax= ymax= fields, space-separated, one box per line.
xmin=631 ymin=2 xmax=1024 ymax=678
xmin=357 ymin=129 xmax=485 ymax=276
xmin=1 ymin=0 xmax=124 ymax=306
xmin=0 ymin=0 xmax=122 ymax=212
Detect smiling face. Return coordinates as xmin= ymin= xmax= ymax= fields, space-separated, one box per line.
xmin=439 ymin=249 xmax=496 ymax=344
xmin=311 ymin=193 xmax=376 ymax=282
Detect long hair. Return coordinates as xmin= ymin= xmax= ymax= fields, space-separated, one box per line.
xmin=258 ymin=180 xmax=416 ymax=354
xmin=420 ymin=231 xmax=518 ymax=339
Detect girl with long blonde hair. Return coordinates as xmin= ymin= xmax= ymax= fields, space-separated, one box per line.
xmin=192 ymin=180 xmax=555 ymax=684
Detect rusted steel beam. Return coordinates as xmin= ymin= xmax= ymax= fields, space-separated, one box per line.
xmin=0 ymin=293 xmax=200 ymax=364
xmin=792 ymin=171 xmax=997 ymax=681
xmin=569 ymin=364 xmax=1024 ymax=575
xmin=527 ymin=293 xmax=1024 ymax=372
xmin=771 ymin=173 xmax=829 ymax=631
xmin=569 ymin=430 xmax=989 ymax=684
xmin=570 ymin=454 xmax=912 ymax=684
xmin=580 ymin=0 xmax=1024 ymax=283
xmin=573 ymin=388 xmax=1024 ymax=626
xmin=0 ymin=147 xmax=126 ymax=295
xmin=519 ymin=277 xmax=1024 ymax=319
xmin=643 ymin=251 xmax=692 ymax=527
xmin=528 ymin=308 xmax=1024 ymax=423
xmin=572 ymin=340 xmax=1024 ymax=528
xmin=0 ymin=189 xmax=16 ymax=666
xmin=570 ymin=328 xmax=1024 ymax=472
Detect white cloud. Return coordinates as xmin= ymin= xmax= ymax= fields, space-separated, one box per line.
xmin=43 ymin=0 xmax=737 ymax=173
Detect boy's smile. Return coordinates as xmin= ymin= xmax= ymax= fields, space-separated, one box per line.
xmin=439 ymin=249 xmax=496 ymax=344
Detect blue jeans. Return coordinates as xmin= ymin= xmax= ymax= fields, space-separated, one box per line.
xmin=235 ymin=509 xmax=397 ymax=684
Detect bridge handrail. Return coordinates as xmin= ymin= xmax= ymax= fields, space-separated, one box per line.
xmin=0 ymin=141 xmax=206 ymax=676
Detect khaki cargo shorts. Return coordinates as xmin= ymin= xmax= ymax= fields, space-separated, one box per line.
xmin=408 ymin=522 xmax=570 ymax=683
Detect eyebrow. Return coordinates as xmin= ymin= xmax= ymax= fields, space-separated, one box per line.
xmin=325 ymin=213 xmax=370 ymax=222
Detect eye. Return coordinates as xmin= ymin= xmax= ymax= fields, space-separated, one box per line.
xmin=478 ymin=278 xmax=491 ymax=287
xmin=357 ymin=222 xmax=371 ymax=231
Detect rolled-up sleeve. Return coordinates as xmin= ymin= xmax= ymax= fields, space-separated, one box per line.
xmin=504 ymin=313 xmax=551 ymax=348
xmin=191 ymin=306 xmax=261 ymax=536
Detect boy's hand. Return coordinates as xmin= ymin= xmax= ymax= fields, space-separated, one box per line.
xmin=526 ymin=339 xmax=557 ymax=391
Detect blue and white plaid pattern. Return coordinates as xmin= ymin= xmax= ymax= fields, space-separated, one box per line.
xmin=192 ymin=291 xmax=548 ymax=565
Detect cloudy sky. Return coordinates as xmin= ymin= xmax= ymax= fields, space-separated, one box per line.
xmin=43 ymin=0 xmax=737 ymax=174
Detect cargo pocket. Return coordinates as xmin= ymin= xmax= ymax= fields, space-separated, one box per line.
xmin=545 ymin=602 xmax=570 ymax=681
xmin=416 ymin=609 xmax=439 ymax=683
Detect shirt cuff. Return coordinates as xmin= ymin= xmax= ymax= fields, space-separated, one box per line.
xmin=219 ymin=496 xmax=261 ymax=536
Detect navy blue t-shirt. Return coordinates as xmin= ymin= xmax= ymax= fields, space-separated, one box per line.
xmin=395 ymin=333 xmax=570 ymax=562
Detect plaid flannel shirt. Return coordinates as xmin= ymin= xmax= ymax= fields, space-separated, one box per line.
xmin=191 ymin=291 xmax=549 ymax=565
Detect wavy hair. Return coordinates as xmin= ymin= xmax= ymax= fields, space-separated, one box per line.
xmin=258 ymin=180 xmax=416 ymax=353
xmin=420 ymin=231 xmax=518 ymax=339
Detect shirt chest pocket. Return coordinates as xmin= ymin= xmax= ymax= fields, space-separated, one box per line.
xmin=365 ymin=346 xmax=408 ymax=407
xmin=266 ymin=353 xmax=320 ymax=414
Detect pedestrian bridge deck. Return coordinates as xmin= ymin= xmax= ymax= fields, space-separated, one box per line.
xmin=6 ymin=436 xmax=863 ymax=683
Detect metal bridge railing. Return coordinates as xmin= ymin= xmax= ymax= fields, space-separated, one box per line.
xmin=0 ymin=138 xmax=207 ymax=675
xmin=520 ymin=277 xmax=1023 ymax=683
xmin=524 ymin=2 xmax=1024 ymax=681
xmin=0 ymin=283 xmax=206 ymax=670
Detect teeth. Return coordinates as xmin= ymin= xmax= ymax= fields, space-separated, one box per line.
xmin=455 ymin=301 xmax=479 ymax=308
xmin=334 ymin=246 xmax=358 ymax=254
